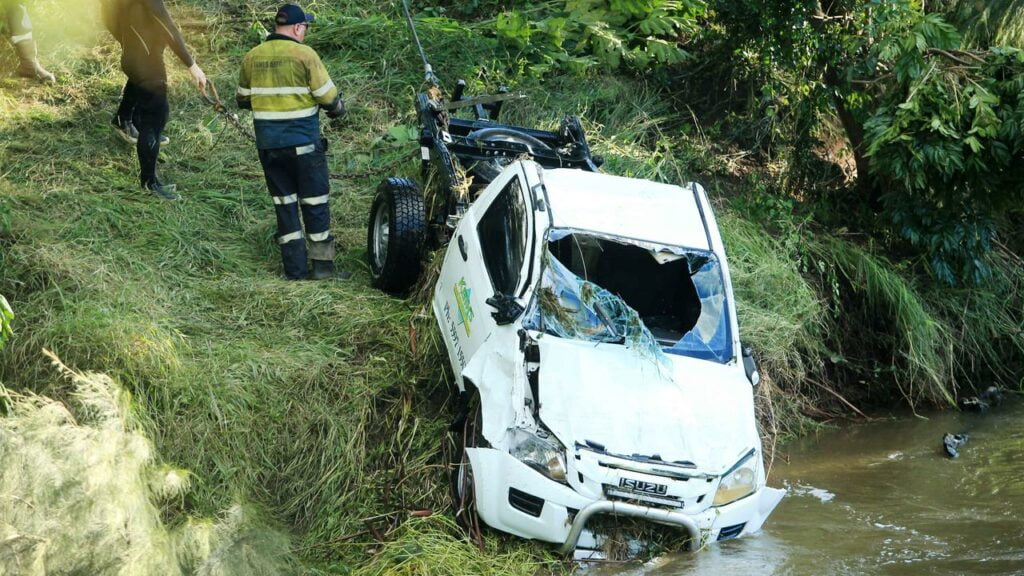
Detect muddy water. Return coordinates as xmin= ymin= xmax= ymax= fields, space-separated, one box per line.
xmin=600 ymin=397 xmax=1024 ymax=575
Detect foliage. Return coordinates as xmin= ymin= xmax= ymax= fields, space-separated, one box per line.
xmin=492 ymin=0 xmax=707 ymax=72
xmin=708 ymin=0 xmax=1024 ymax=284
xmin=865 ymin=41 xmax=1024 ymax=284
xmin=808 ymin=235 xmax=953 ymax=406
xmin=937 ymin=0 xmax=1024 ymax=47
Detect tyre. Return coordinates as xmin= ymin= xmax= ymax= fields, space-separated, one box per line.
xmin=367 ymin=178 xmax=426 ymax=294
xmin=450 ymin=392 xmax=484 ymax=547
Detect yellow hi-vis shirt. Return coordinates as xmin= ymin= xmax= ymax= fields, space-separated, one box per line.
xmin=237 ymin=34 xmax=339 ymax=150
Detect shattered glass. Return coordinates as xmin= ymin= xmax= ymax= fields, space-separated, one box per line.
xmin=525 ymin=252 xmax=671 ymax=371
xmin=663 ymin=258 xmax=732 ymax=363
xmin=527 ymin=231 xmax=734 ymax=366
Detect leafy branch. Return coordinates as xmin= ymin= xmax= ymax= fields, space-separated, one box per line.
xmin=494 ymin=0 xmax=707 ymax=72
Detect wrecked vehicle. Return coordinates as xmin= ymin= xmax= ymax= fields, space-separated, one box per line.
xmin=365 ymin=1 xmax=783 ymax=553
xmin=430 ymin=161 xmax=785 ymax=552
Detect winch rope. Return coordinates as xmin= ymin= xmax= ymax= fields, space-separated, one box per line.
xmin=400 ymin=0 xmax=439 ymax=87
xmin=199 ymin=80 xmax=414 ymax=181
xmin=200 ymin=80 xmax=256 ymax=143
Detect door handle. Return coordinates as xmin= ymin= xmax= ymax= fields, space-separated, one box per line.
xmin=458 ymin=235 xmax=468 ymax=261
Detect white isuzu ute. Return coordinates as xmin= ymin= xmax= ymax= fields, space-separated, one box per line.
xmin=427 ymin=159 xmax=785 ymax=552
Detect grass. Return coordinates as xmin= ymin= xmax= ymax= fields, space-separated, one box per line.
xmin=0 ymin=353 xmax=298 ymax=575
xmin=942 ymin=0 xmax=1024 ymax=47
xmin=1 ymin=0 xmax=1023 ymax=573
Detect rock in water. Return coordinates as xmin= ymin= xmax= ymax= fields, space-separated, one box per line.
xmin=943 ymin=433 xmax=969 ymax=458
xmin=980 ymin=386 xmax=1003 ymax=407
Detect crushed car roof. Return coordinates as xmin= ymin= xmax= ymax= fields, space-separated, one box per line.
xmin=541 ymin=168 xmax=711 ymax=251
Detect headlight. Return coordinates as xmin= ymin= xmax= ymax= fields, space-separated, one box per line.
xmin=509 ymin=428 xmax=568 ymax=483
xmin=713 ymin=450 xmax=759 ymax=507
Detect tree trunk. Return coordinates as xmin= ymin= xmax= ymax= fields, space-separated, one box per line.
xmin=814 ymin=0 xmax=883 ymax=210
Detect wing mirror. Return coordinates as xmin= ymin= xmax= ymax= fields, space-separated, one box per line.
xmin=486 ymin=293 xmax=524 ymax=325
xmin=742 ymin=345 xmax=761 ymax=388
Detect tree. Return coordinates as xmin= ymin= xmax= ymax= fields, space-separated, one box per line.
xmin=709 ymin=0 xmax=1024 ymax=283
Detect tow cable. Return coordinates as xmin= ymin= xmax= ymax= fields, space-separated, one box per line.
xmin=199 ymin=80 xmax=413 ymax=181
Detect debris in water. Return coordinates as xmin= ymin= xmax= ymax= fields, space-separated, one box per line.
xmin=942 ymin=433 xmax=969 ymax=458
xmin=958 ymin=386 xmax=1003 ymax=412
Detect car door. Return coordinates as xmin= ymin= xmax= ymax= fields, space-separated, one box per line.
xmin=435 ymin=161 xmax=545 ymax=385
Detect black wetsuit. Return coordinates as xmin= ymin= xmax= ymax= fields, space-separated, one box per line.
xmin=111 ymin=0 xmax=193 ymax=187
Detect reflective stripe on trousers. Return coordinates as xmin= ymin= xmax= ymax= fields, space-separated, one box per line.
xmin=258 ymin=140 xmax=334 ymax=279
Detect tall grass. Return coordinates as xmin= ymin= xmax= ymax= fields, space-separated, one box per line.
xmin=808 ymin=236 xmax=954 ymax=406
xmin=925 ymin=247 xmax=1024 ymax=393
xmin=0 ymin=353 xmax=298 ymax=575
xmin=939 ymin=0 xmax=1024 ymax=47
xmin=715 ymin=211 xmax=827 ymax=443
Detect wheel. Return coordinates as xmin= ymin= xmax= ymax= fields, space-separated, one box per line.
xmin=449 ymin=393 xmax=485 ymax=547
xmin=367 ymin=177 xmax=426 ymax=294
xmin=466 ymin=127 xmax=552 ymax=152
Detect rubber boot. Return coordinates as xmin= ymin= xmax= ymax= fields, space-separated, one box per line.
xmin=14 ymin=40 xmax=54 ymax=83
xmin=311 ymin=259 xmax=351 ymax=280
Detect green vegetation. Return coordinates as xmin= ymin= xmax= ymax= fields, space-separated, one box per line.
xmin=0 ymin=0 xmax=1022 ymax=573
xmin=0 ymin=353 xmax=297 ymax=574
xmin=703 ymin=0 xmax=1024 ymax=284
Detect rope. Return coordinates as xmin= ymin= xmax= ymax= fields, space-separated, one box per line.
xmin=200 ymin=80 xmax=256 ymax=143
xmin=199 ymin=79 xmax=415 ymax=181
xmin=400 ymin=0 xmax=439 ymax=86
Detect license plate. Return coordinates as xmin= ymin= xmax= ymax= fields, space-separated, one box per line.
xmin=619 ymin=478 xmax=668 ymax=496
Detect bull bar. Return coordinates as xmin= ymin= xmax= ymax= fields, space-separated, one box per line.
xmin=558 ymin=500 xmax=701 ymax=554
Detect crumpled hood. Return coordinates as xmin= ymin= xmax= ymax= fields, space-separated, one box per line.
xmin=537 ymin=337 xmax=759 ymax=473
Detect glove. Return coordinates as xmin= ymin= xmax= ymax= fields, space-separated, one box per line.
xmin=325 ymin=95 xmax=347 ymax=120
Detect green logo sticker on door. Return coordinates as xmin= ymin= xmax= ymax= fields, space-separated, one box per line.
xmin=454 ymin=278 xmax=474 ymax=337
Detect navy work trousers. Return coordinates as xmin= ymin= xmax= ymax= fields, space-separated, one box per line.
xmin=258 ymin=139 xmax=335 ymax=279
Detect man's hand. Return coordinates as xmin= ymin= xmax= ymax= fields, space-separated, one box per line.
xmin=325 ymin=95 xmax=346 ymax=119
xmin=189 ymin=63 xmax=208 ymax=92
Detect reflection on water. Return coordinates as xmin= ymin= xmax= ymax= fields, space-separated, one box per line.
xmin=594 ymin=397 xmax=1024 ymax=576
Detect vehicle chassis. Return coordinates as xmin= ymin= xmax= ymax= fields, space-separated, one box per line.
xmin=416 ymin=82 xmax=602 ymax=234
xmin=367 ymin=79 xmax=606 ymax=294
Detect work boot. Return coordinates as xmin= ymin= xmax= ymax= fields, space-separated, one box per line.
xmin=311 ymin=259 xmax=351 ymax=280
xmin=14 ymin=41 xmax=54 ymax=83
xmin=143 ymin=179 xmax=180 ymax=201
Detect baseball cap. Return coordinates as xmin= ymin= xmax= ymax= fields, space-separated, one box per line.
xmin=275 ymin=4 xmax=315 ymax=26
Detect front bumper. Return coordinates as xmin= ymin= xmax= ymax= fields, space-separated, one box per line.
xmin=467 ymin=447 xmax=786 ymax=551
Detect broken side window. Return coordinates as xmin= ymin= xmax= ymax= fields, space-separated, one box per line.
xmin=477 ymin=176 xmax=528 ymax=295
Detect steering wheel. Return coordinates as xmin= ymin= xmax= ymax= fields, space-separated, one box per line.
xmin=465 ymin=127 xmax=552 ymax=152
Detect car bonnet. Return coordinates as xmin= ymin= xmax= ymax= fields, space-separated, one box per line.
xmin=536 ymin=335 xmax=759 ymax=473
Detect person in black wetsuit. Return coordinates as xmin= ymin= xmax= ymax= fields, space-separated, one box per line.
xmin=109 ymin=0 xmax=206 ymax=200
xmin=2 ymin=0 xmax=54 ymax=82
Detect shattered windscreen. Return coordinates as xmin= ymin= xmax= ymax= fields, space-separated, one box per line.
xmin=525 ymin=230 xmax=733 ymax=364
